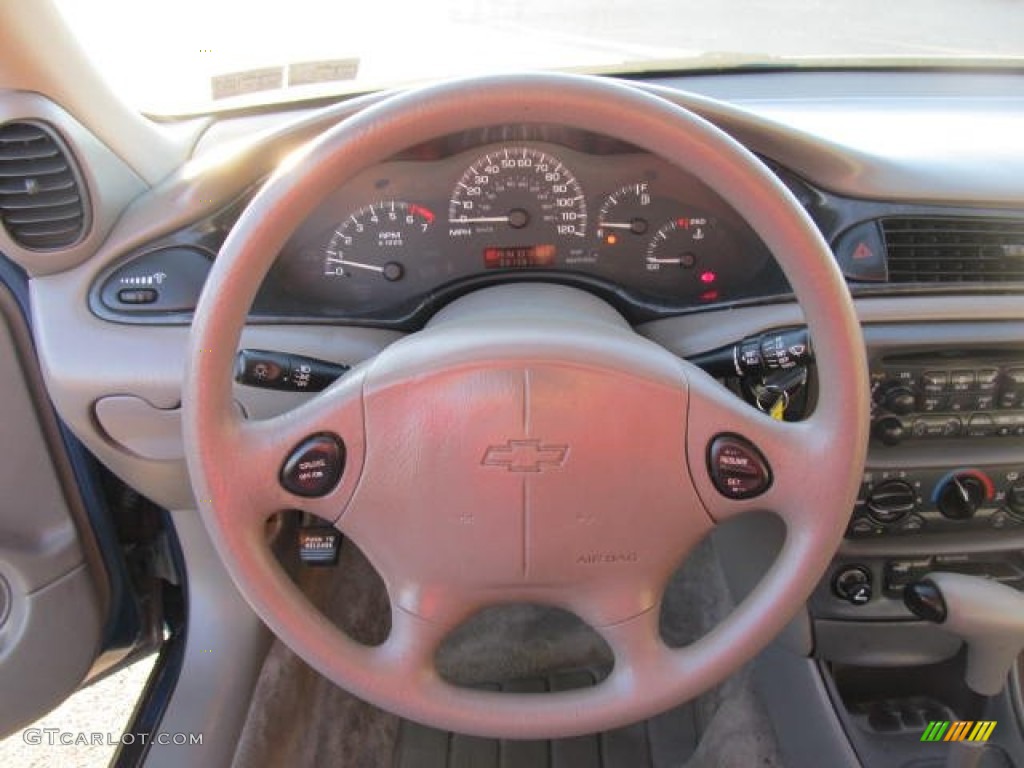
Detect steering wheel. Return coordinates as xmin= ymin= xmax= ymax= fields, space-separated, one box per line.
xmin=183 ymin=73 xmax=869 ymax=739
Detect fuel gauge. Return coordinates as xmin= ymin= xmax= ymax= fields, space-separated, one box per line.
xmin=596 ymin=182 xmax=653 ymax=245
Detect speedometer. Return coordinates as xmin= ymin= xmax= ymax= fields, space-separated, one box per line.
xmin=447 ymin=146 xmax=587 ymax=241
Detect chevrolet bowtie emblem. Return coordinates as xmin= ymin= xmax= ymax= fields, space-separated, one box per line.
xmin=482 ymin=439 xmax=569 ymax=473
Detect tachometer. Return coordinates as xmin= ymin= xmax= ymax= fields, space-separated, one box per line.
xmin=447 ymin=146 xmax=587 ymax=242
xmin=324 ymin=200 xmax=435 ymax=283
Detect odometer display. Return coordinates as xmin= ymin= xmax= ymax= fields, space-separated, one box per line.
xmin=483 ymin=244 xmax=557 ymax=269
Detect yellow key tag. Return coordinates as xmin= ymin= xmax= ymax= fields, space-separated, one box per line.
xmin=769 ymin=396 xmax=787 ymax=421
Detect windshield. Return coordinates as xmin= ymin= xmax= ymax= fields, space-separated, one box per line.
xmin=55 ymin=0 xmax=1022 ymax=115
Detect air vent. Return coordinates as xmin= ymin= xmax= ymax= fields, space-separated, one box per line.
xmin=0 ymin=121 xmax=87 ymax=250
xmin=883 ymin=217 xmax=1024 ymax=284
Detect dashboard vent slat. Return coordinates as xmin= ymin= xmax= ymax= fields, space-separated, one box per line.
xmin=883 ymin=217 xmax=1024 ymax=284
xmin=0 ymin=121 xmax=87 ymax=250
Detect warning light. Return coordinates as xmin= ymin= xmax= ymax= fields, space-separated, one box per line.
xmin=677 ymin=218 xmax=690 ymax=228
xmin=700 ymin=270 xmax=717 ymax=284
xmin=606 ymin=233 xmax=618 ymax=245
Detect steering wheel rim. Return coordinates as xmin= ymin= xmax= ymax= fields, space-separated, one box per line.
xmin=183 ymin=73 xmax=869 ymax=739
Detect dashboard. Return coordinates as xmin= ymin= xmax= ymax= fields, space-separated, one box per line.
xmin=5 ymin=70 xmax=1024 ymax=648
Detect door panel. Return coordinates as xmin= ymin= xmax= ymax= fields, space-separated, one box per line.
xmin=0 ymin=276 xmax=107 ymax=735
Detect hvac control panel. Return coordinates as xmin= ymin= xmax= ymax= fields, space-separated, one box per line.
xmin=848 ymin=465 xmax=1024 ymax=538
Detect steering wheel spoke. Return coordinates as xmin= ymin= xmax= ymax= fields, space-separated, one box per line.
xmin=230 ymin=368 xmax=367 ymax=524
xmin=684 ymin=365 xmax=828 ymax=526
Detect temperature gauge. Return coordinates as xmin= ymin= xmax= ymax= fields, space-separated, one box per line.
xmin=645 ymin=216 xmax=712 ymax=272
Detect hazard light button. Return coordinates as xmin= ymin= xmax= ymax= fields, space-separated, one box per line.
xmin=834 ymin=221 xmax=888 ymax=283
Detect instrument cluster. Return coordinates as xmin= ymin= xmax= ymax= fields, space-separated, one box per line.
xmin=260 ymin=126 xmax=789 ymax=325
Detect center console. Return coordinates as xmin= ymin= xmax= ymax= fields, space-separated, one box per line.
xmin=803 ymin=338 xmax=1024 ymax=766
xmin=817 ymin=348 xmax=1024 ymax=610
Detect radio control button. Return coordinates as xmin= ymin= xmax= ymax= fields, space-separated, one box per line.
xmin=950 ymin=370 xmax=975 ymax=392
xmin=967 ymin=414 xmax=995 ymax=437
xmin=881 ymin=385 xmax=916 ymax=415
xmin=976 ymin=369 xmax=1000 ymax=393
xmin=947 ymin=394 xmax=975 ymax=412
xmin=921 ymin=371 xmax=949 ymax=394
xmin=873 ymin=417 xmax=906 ymax=445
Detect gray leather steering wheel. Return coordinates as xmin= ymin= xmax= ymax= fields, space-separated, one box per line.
xmin=183 ymin=73 xmax=869 ymax=739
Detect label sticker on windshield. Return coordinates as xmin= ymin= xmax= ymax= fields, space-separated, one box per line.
xmin=211 ymin=67 xmax=285 ymax=100
xmin=289 ymin=59 xmax=360 ymax=86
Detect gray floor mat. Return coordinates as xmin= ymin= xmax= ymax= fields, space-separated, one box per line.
xmin=231 ymin=536 xmax=783 ymax=768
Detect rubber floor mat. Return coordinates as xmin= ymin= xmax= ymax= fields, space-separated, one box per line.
xmin=393 ymin=668 xmax=698 ymax=768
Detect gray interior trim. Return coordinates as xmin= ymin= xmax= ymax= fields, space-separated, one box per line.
xmin=0 ymin=564 xmax=103 ymax=735
xmin=711 ymin=516 xmax=813 ymax=656
xmin=142 ymin=509 xmax=271 ymax=768
xmin=188 ymin=71 xmax=1024 ymax=211
xmin=0 ymin=92 xmax=149 ymax=276
xmin=0 ymin=278 xmax=110 ymax=735
xmin=754 ymin=643 xmax=863 ymax=768
xmin=30 ymin=255 xmax=399 ymax=508
xmin=0 ymin=283 xmax=102 ymax=598
xmin=813 ymin=620 xmax=962 ymax=667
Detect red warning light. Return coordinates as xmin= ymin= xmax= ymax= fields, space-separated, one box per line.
xmin=700 ymin=270 xmax=717 ymax=284
xmin=677 ymin=218 xmax=690 ymax=228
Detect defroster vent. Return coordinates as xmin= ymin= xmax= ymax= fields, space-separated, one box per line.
xmin=883 ymin=217 xmax=1024 ymax=284
xmin=0 ymin=121 xmax=88 ymax=250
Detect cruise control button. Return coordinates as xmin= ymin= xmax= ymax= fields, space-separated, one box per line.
xmin=708 ymin=435 xmax=772 ymax=499
xmin=280 ymin=434 xmax=345 ymax=497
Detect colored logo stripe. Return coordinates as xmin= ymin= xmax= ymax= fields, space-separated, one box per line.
xmin=921 ymin=721 xmax=949 ymax=741
xmin=921 ymin=721 xmax=996 ymax=742
xmin=945 ymin=721 xmax=973 ymax=741
xmin=968 ymin=721 xmax=998 ymax=742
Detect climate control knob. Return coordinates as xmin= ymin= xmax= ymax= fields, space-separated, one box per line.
xmin=866 ymin=480 xmax=916 ymax=524
xmin=936 ymin=473 xmax=988 ymax=520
